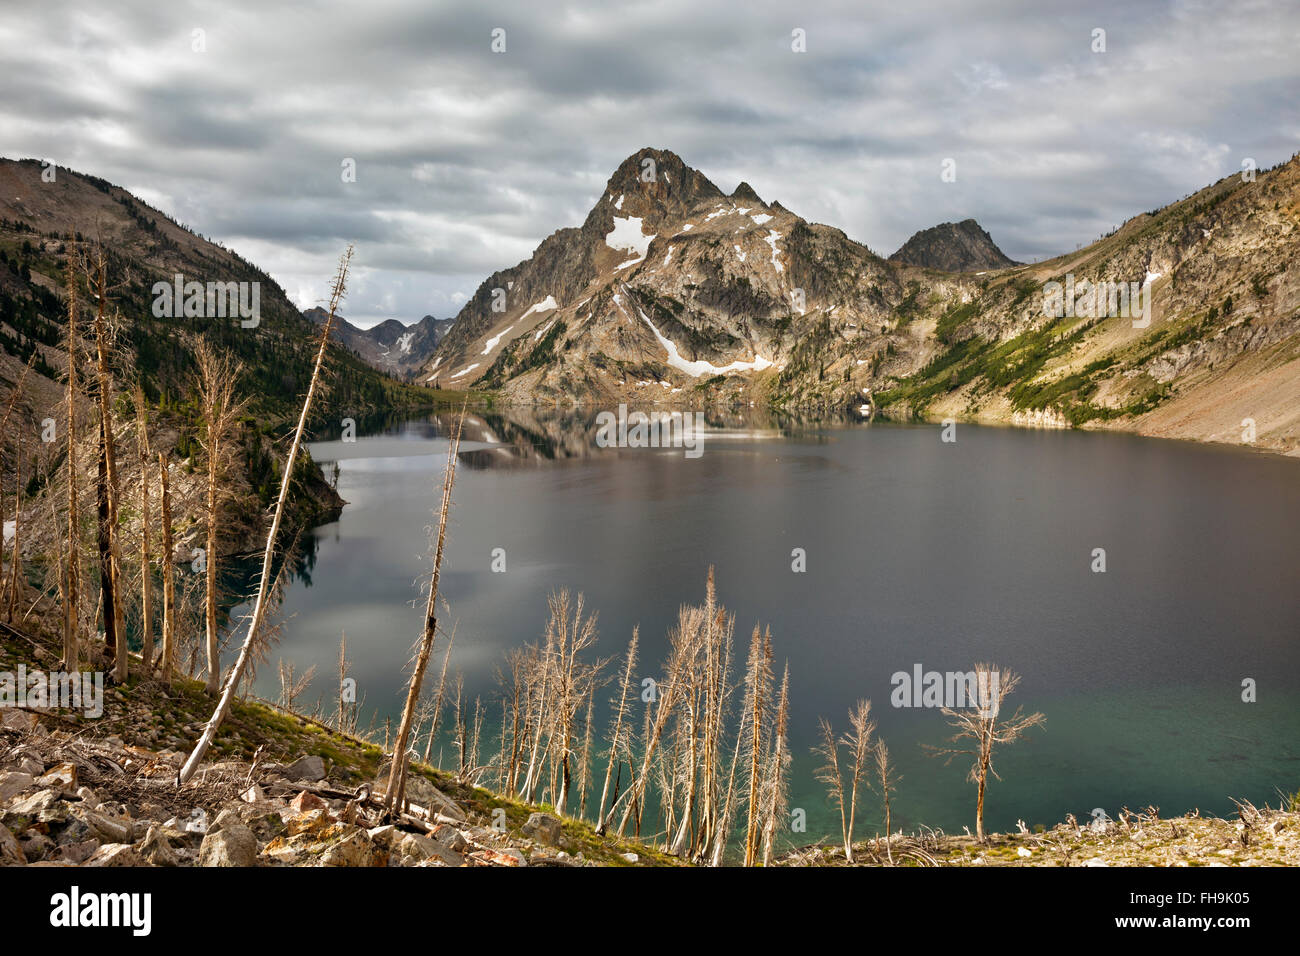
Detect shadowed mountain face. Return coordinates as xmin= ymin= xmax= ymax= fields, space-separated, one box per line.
xmin=0 ymin=157 xmax=421 ymax=422
xmin=418 ymin=147 xmax=1300 ymax=456
xmin=305 ymin=308 xmax=452 ymax=379
xmin=888 ymin=219 xmax=1020 ymax=272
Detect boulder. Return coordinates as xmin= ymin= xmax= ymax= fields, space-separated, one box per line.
xmin=198 ymin=824 xmax=258 ymax=867
xmin=522 ymin=812 xmax=563 ymax=846
xmin=283 ymin=755 xmax=326 ymax=783
xmin=56 ymin=839 xmax=100 ymax=864
xmin=210 ymin=808 xmax=242 ymax=833
xmin=82 ymin=809 xmax=134 ymax=844
xmin=395 ymin=832 xmax=464 ymax=867
xmin=5 ymin=788 xmax=64 ymax=828
xmin=285 ymin=809 xmax=334 ymax=837
xmin=85 ymin=843 xmax=142 ymax=867
xmin=289 ymin=790 xmax=327 ymax=814
xmin=0 ymin=772 xmax=34 ymax=803
xmin=431 ymin=824 xmax=468 ymax=853
xmin=320 ymin=828 xmax=385 ymax=867
xmin=137 ymin=826 xmax=179 ymax=867
xmin=19 ymin=832 xmax=55 ymax=862
xmin=0 ymin=823 xmax=27 ymax=866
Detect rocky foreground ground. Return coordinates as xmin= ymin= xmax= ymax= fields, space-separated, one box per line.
xmin=0 ymin=706 xmax=664 ymax=868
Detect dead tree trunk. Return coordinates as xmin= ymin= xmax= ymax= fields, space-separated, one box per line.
xmin=158 ymin=453 xmax=175 ymax=681
xmin=134 ymin=387 xmax=154 ymax=670
xmin=61 ymin=257 xmax=81 ymax=671
xmin=179 ymin=247 xmax=353 ymax=785
xmin=383 ymin=404 xmax=465 ymax=816
xmin=94 ymin=412 xmax=118 ymax=672
xmin=90 ymin=256 xmax=123 ymax=681
xmin=6 ymin=443 xmax=21 ymax=622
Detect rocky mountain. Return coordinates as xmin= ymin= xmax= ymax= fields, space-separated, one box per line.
xmin=421 ymin=147 xmax=1300 ymax=455
xmin=888 ymin=219 xmax=1019 ymax=272
xmin=0 ymin=157 xmax=426 ymax=423
xmin=305 ymin=308 xmax=452 ymax=379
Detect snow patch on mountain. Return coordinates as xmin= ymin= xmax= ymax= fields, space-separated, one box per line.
xmin=483 ymin=323 xmax=519 ymax=354
xmin=764 ymin=231 xmax=783 ymax=272
xmin=606 ymin=216 xmax=654 ymax=258
xmin=635 ymin=303 xmax=775 ymax=378
xmin=521 ymin=295 xmax=558 ymax=319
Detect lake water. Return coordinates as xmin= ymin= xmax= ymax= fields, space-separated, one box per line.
xmin=241 ymin=409 xmax=1300 ymax=844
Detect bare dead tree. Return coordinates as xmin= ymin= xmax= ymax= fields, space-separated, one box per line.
xmin=742 ymin=625 xmax=773 ymax=866
xmin=383 ymin=400 xmax=465 ymax=816
xmin=131 ymin=384 xmax=154 ymax=670
xmin=0 ymin=353 xmax=35 ymax=618
xmin=277 ymin=658 xmax=317 ymax=712
xmin=616 ymin=603 xmax=700 ymax=837
xmin=539 ymin=589 xmax=603 ymax=817
xmin=595 ymin=628 xmax=638 ymax=833
xmin=88 ymin=251 xmax=125 ymax=680
xmin=874 ymin=739 xmax=900 ymax=863
xmin=335 ymin=633 xmax=359 ymax=734
xmin=813 ymin=717 xmax=848 ymax=859
xmin=761 ymin=662 xmax=791 ymax=866
xmin=843 ymin=699 xmax=875 ymax=863
xmin=5 ymin=436 xmax=22 ymax=622
xmin=179 ymin=246 xmax=353 ymax=785
xmin=928 ymin=663 xmax=1045 ymax=841
xmin=157 ymin=452 xmax=176 ymax=681
xmin=192 ymin=337 xmax=248 ymax=695
xmin=576 ymin=687 xmax=596 ymax=818
xmin=60 ymin=253 xmax=82 ymax=670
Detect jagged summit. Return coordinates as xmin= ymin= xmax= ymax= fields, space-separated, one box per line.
xmin=888 ymin=218 xmax=1019 ymax=272
xmin=731 ymin=181 xmax=763 ymax=204
xmin=585 ymin=147 xmax=725 ymax=232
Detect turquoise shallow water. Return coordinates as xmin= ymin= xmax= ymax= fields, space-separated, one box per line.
xmin=229 ymin=412 xmax=1300 ymax=843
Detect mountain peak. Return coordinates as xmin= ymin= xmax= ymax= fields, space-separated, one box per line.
xmin=888 ymin=218 xmax=1019 ymax=272
xmin=731 ymin=181 xmax=763 ymax=204
xmin=589 ymin=148 xmax=725 ymax=229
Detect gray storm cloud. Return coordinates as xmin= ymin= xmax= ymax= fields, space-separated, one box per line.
xmin=3 ymin=0 xmax=1297 ymax=325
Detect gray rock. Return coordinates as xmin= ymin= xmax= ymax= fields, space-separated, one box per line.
xmin=0 ymin=772 xmax=34 ymax=803
xmin=283 ymin=755 xmax=326 ymax=783
xmin=395 ymin=831 xmax=463 ymax=867
xmin=0 ymin=823 xmax=27 ymax=866
xmin=19 ymin=832 xmax=55 ymax=862
xmin=137 ymin=826 xmax=178 ymax=867
xmin=522 ymin=812 xmax=563 ymax=846
xmin=198 ymin=824 xmax=258 ymax=867
xmin=431 ymin=825 xmax=467 ymax=853
xmin=210 ymin=808 xmax=242 ymax=833
xmin=56 ymin=839 xmax=100 ymax=864
xmin=85 ymin=843 xmax=141 ymax=867
xmin=320 ymin=829 xmax=384 ymax=867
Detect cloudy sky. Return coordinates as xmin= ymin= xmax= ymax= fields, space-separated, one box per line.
xmin=4 ymin=0 xmax=1298 ymax=327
